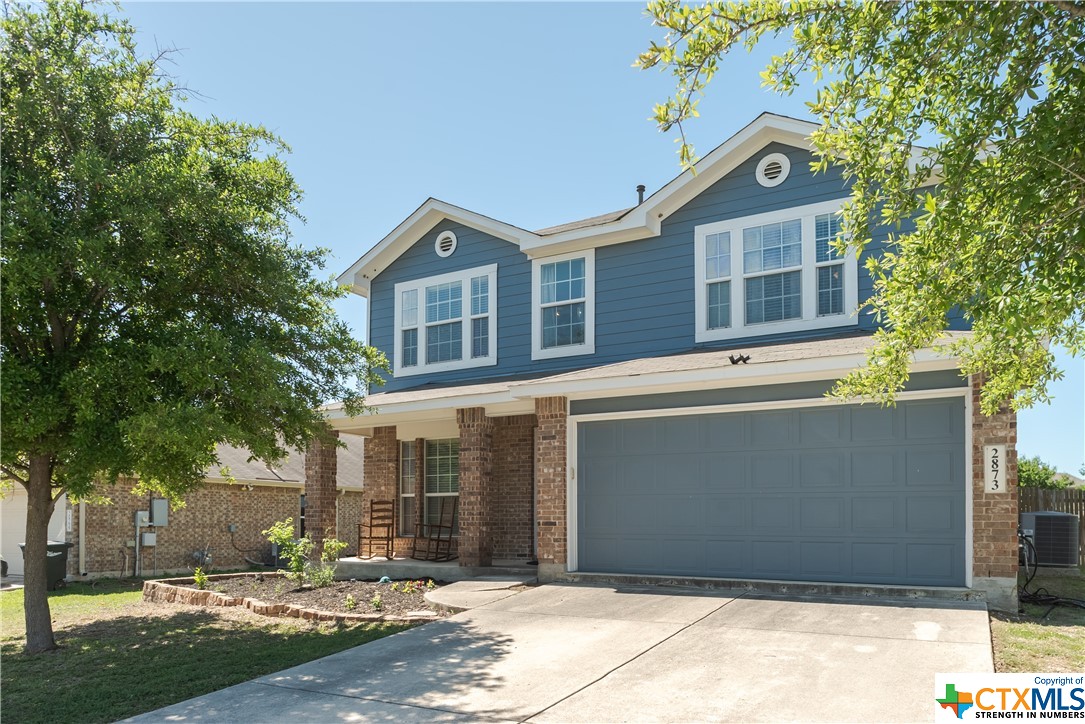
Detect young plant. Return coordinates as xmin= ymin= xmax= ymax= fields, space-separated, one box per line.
xmin=370 ymin=593 xmax=382 ymax=611
xmin=262 ymin=518 xmax=311 ymax=586
xmin=345 ymin=594 xmax=356 ymax=611
xmin=192 ymin=567 xmax=209 ymax=590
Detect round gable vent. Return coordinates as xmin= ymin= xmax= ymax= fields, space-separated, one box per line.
xmin=756 ymin=152 xmax=791 ymax=188
xmin=435 ymin=230 xmax=457 ymax=257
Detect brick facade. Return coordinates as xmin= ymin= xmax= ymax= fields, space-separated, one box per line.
xmin=534 ymin=397 xmax=568 ymax=568
xmin=72 ymin=480 xmax=302 ymax=576
xmin=970 ymin=375 xmax=1019 ymax=586
xmin=492 ymin=415 xmax=536 ymax=561
xmin=304 ymin=429 xmax=339 ymax=558
xmin=457 ymin=407 xmax=494 ymax=567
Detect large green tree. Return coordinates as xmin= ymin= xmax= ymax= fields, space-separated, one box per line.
xmin=1 ymin=1 xmax=384 ymax=653
xmin=638 ymin=0 xmax=1084 ymax=414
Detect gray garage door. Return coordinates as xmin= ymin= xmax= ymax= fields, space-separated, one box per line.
xmin=576 ymin=398 xmax=966 ymax=586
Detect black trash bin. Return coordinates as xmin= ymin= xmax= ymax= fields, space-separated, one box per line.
xmin=19 ymin=541 xmax=73 ymax=590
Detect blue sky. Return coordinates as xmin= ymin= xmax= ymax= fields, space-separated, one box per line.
xmin=122 ymin=2 xmax=1083 ymax=474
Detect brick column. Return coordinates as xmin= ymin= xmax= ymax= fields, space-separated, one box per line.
xmin=304 ymin=428 xmax=339 ymax=558
xmin=457 ymin=407 xmax=494 ymax=567
xmin=970 ymin=375 xmax=1019 ymax=611
xmin=534 ymin=397 xmax=568 ymax=577
xmin=362 ymin=426 xmax=398 ymax=555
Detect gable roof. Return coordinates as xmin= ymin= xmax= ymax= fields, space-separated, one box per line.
xmin=338 ymin=113 xmax=827 ymax=297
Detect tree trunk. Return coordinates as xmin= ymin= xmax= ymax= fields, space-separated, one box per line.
xmin=23 ymin=454 xmax=58 ymax=654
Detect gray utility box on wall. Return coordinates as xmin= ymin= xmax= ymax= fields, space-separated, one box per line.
xmin=1020 ymin=511 xmax=1080 ymax=567
xmin=150 ymin=498 xmax=169 ymax=526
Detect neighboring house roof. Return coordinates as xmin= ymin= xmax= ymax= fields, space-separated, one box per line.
xmin=1054 ymin=473 xmax=1085 ymax=488
xmin=205 ymin=437 xmax=364 ymax=489
xmin=326 ymin=331 xmax=970 ymax=433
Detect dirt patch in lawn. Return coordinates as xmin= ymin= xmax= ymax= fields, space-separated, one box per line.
xmin=150 ymin=573 xmax=451 ymax=620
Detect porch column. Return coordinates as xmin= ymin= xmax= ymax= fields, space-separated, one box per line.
xmin=970 ymin=375 xmax=1019 ymax=611
xmin=362 ymin=426 xmax=399 ymax=554
xmin=304 ymin=427 xmax=339 ymax=557
xmin=534 ymin=396 xmax=568 ymax=578
xmin=457 ymin=407 xmax=493 ymax=567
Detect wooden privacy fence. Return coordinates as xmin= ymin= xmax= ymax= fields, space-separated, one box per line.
xmin=1018 ymin=487 xmax=1085 ymax=562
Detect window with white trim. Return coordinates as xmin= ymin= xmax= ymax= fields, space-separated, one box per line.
xmin=694 ymin=199 xmax=858 ymax=342
xmin=393 ymin=264 xmax=497 ymax=377
xmin=399 ymin=441 xmax=416 ymax=537
xmin=531 ymin=249 xmax=595 ymax=360
xmin=425 ymin=439 xmax=459 ymax=534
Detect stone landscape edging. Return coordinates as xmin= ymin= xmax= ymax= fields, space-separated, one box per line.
xmin=142 ymin=572 xmax=438 ymax=624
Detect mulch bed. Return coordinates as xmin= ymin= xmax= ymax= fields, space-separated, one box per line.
xmin=143 ymin=572 xmax=451 ymax=623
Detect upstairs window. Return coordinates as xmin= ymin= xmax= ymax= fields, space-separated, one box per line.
xmin=694 ymin=199 xmax=857 ymax=342
xmin=393 ymin=264 xmax=497 ymax=377
xmin=531 ymin=249 xmax=595 ymax=360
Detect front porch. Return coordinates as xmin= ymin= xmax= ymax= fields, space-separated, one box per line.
xmin=335 ymin=555 xmax=537 ymax=583
xmin=308 ymin=394 xmax=570 ymax=577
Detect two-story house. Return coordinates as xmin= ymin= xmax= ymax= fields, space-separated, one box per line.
xmin=326 ymin=113 xmax=1019 ymax=610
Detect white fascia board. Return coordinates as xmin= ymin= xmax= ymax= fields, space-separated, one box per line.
xmin=337 ymin=199 xmax=542 ymax=297
xmin=324 ymin=391 xmax=534 ymax=432
xmin=519 ymin=116 xmax=822 ymax=256
xmin=203 ymin=476 xmax=303 ymax=489
xmin=509 ymin=348 xmax=961 ymax=401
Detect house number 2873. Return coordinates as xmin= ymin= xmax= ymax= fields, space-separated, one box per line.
xmin=984 ymin=445 xmax=1007 ymax=493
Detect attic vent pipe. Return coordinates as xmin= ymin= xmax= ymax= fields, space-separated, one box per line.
xmin=636 ymin=184 xmax=646 ymax=204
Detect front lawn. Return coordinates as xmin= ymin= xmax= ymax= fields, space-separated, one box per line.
xmin=990 ymin=568 xmax=1085 ymax=673
xmin=0 ymin=578 xmax=412 ymax=723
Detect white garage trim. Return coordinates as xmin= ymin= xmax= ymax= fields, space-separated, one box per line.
xmin=565 ymin=386 xmax=973 ymax=585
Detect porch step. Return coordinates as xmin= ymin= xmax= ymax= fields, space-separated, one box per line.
xmin=336 ymin=557 xmax=537 ymax=583
xmin=557 ymin=571 xmax=987 ymax=606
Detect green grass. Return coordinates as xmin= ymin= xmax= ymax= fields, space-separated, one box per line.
xmin=990 ymin=568 xmax=1085 ymax=673
xmin=0 ymin=578 xmax=411 ymax=723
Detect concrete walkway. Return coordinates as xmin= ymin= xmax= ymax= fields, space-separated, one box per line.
xmin=131 ymin=583 xmax=993 ymax=723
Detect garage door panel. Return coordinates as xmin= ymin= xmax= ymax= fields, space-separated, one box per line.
xmin=705 ymin=454 xmax=747 ymax=488
xmin=750 ymin=454 xmax=794 ymax=489
xmin=905 ymin=400 xmax=957 ymax=440
xmin=905 ymin=447 xmax=960 ymax=488
xmin=850 ymin=406 xmax=897 ymax=441
xmin=663 ymin=417 xmax=707 ymax=452
xmin=851 ymin=449 xmax=900 ymax=487
xmin=750 ymin=540 xmax=793 ymax=574
xmin=665 ymin=455 xmax=704 ymax=493
xmin=800 ymin=541 xmax=846 ymax=576
xmin=751 ymin=497 xmax=794 ymax=530
xmin=799 ymin=408 xmax=848 ymax=446
xmin=852 ymin=542 xmax=898 ymax=578
xmin=799 ymin=498 xmax=845 ymax=531
xmin=906 ymin=543 xmax=958 ymax=582
xmin=576 ymin=398 xmax=965 ymax=586
xmin=704 ymin=539 xmax=747 ymax=575
xmin=583 ymin=423 xmax=619 ymax=455
xmin=620 ymin=419 xmax=660 ymax=453
xmin=704 ymin=497 xmax=746 ymax=532
xmin=905 ymin=496 xmax=955 ymax=533
xmin=800 ymin=453 xmax=845 ymax=487
xmin=852 ymin=497 xmax=898 ymax=531
xmin=748 ymin=410 xmax=793 ymax=448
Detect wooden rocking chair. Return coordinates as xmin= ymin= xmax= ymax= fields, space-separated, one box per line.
xmin=357 ymin=499 xmax=395 ymax=560
xmin=410 ymin=498 xmax=458 ymax=562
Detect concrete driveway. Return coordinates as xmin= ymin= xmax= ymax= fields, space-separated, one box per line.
xmin=132 ymin=583 xmax=993 ymax=723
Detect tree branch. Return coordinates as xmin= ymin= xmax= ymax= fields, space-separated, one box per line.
xmin=1 ymin=465 xmax=30 ymax=486
xmin=1049 ymin=1 xmax=1085 ymax=19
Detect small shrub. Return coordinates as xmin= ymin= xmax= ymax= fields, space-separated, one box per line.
xmin=345 ymin=594 xmax=356 ymax=611
xmin=193 ymin=567 xmax=209 ymax=590
xmin=261 ymin=519 xmax=346 ymax=589
xmin=370 ymin=593 xmax=382 ymax=611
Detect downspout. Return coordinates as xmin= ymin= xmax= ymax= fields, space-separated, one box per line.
xmin=78 ymin=501 xmax=86 ymax=576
